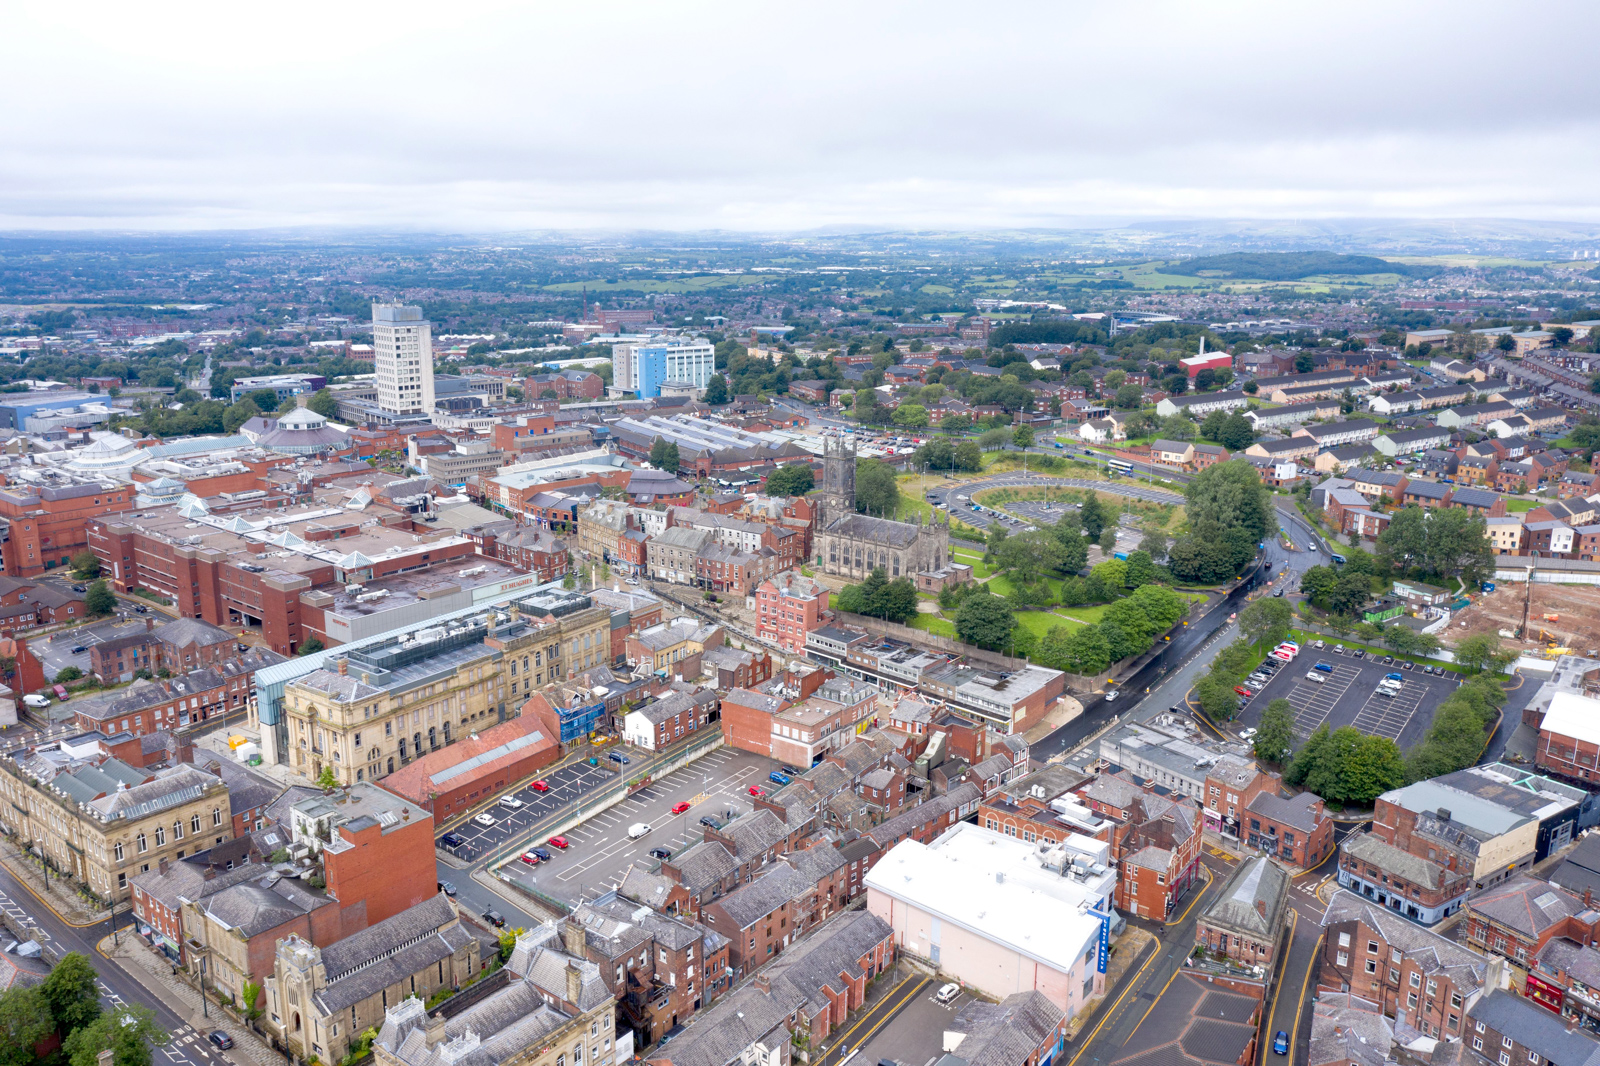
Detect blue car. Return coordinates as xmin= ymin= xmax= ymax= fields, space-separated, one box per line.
xmin=1273 ymin=1031 xmax=1289 ymax=1056
xmin=440 ymin=833 xmax=465 ymax=849
xmin=609 ymin=751 xmax=630 ymax=765
xmin=769 ymin=771 xmax=792 ymax=786
xmin=1385 ymin=672 xmax=1403 ymax=682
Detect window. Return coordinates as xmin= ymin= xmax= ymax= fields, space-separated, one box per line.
xmin=1367 ymin=941 xmax=1379 ymax=954
xmin=1503 ymin=1038 xmax=1513 ymax=1048
xmin=1473 ymin=1040 xmax=1484 ymax=1052
xmin=173 ymin=820 xmax=183 ymax=840
xmin=136 ymin=832 xmax=147 ymax=853
xmin=1365 ymin=960 xmax=1377 ymax=974
xmin=191 ymin=814 xmax=201 ymax=833
xmin=1410 ymin=972 xmax=1421 ymax=988
xmin=114 ymin=842 xmax=124 ymax=861
xmin=1337 ymin=952 xmax=1348 ymax=966
xmin=213 ymin=808 xmax=223 ymax=826
xmin=1338 ymin=933 xmax=1351 ymax=948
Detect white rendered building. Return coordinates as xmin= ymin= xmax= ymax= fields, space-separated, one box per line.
xmin=372 ymin=302 xmax=435 ymax=415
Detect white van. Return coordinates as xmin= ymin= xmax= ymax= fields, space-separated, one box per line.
xmin=628 ymin=823 xmax=652 ymax=839
xmin=21 ymin=694 xmax=50 ymax=709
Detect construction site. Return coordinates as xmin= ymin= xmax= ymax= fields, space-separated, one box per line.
xmin=1448 ymin=580 xmax=1600 ymax=659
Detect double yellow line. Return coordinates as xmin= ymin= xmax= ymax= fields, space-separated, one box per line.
xmin=823 ymin=974 xmax=930 ymax=1066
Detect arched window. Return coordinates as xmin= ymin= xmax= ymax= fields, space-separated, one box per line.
xmin=136 ymin=833 xmax=147 ymax=853
xmin=154 ymin=827 xmax=165 ymax=847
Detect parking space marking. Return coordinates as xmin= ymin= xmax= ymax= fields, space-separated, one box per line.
xmin=1283 ymin=663 xmax=1358 ymax=736
xmin=1351 ymin=677 xmax=1428 ymax=741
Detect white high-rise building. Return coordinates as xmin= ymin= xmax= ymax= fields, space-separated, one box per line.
xmin=610 ymin=335 xmax=715 ymax=398
xmin=372 ymin=302 xmax=434 ymax=415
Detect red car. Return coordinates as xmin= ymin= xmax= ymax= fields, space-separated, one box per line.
xmin=547 ymin=836 xmax=570 ymax=850
xmin=1234 ymin=685 xmax=1255 ymax=697
xmin=520 ymin=850 xmax=541 ymax=865
xmin=748 ymin=786 xmax=766 ymax=797
xmin=670 ymin=801 xmax=691 ymax=815
xmin=530 ymin=780 xmax=550 ymax=793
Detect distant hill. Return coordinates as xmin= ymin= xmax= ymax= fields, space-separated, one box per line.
xmin=1166 ymin=251 xmax=1442 ymax=280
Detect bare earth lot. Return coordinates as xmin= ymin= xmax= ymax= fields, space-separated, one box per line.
xmin=1450 ymin=582 xmax=1600 ymax=657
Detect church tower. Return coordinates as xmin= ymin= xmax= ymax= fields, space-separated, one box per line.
xmin=819 ymin=436 xmax=856 ymax=523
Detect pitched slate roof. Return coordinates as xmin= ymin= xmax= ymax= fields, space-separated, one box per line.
xmin=1320 ymin=890 xmax=1488 ymax=991
xmin=1468 ymin=990 xmax=1600 ymax=1066
xmin=1467 ymin=875 xmax=1594 ymax=939
xmin=1202 ymin=856 xmax=1289 ymax=938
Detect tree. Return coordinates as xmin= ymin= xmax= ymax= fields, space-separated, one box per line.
xmin=866 ymin=577 xmax=919 ymax=623
xmin=1295 ymin=353 xmax=1315 ymax=373
xmin=1195 ymin=672 xmax=1240 ymax=721
xmin=893 ymin=404 xmax=930 ymax=428
xmin=1299 ymin=565 xmax=1338 ymax=606
xmin=1124 ymin=550 xmax=1156 ymax=588
xmin=1254 ymin=698 xmax=1298 ymax=763
xmin=1160 ymin=414 xmax=1195 ymax=441
xmin=1168 ymin=460 xmax=1273 ymax=583
xmin=854 ymin=459 xmax=899 ymax=517
xmin=953 ymin=440 xmax=983 ymax=471
xmin=1200 ymin=410 xmax=1228 ymax=442
xmin=0 ymin=987 xmax=53 ymax=1066
xmin=1327 ymin=573 xmax=1372 ymax=616
xmin=1216 ymin=413 xmax=1255 ymax=450
xmin=1012 ymin=425 xmax=1035 ymax=449
xmin=955 ymin=590 xmax=1016 ymax=649
xmin=649 ymin=437 xmax=668 ymax=469
xmin=299 ymin=637 xmax=325 ymax=656
xmin=940 ymin=413 xmax=972 ymax=435
xmin=1080 ymin=493 xmax=1107 ymax=541
xmin=316 ymin=764 xmax=339 ymax=790
xmin=64 ymin=1004 xmax=169 ymax=1066
xmin=1454 ymin=633 xmax=1503 ymax=673
xmin=978 ymin=427 xmax=1011 ymax=451
xmin=703 ymin=374 xmax=729 ymax=405
xmin=70 ymin=550 xmax=99 ymax=578
xmin=41 ymin=952 xmax=101 ymax=1035
xmin=1288 ymin=724 xmax=1404 ymax=807
xmin=85 ymin=580 xmax=115 ymax=616
xmin=662 ymin=442 xmax=681 ymax=473
xmin=222 ymin=397 xmax=260 ymax=433
xmin=764 ymin=463 xmax=814 ymax=497
xmin=853 ymin=389 xmax=880 ymax=423
xmin=996 ymin=531 xmax=1067 ymax=589
xmin=307 ymin=388 xmax=339 ymax=419
xmin=1239 ymin=597 xmax=1293 ymax=650
xmin=54 ymin=666 xmax=82 ymax=684
xmin=1113 ymin=384 xmax=1144 ymax=408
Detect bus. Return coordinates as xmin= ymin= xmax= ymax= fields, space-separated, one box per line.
xmin=1107 ymin=458 xmax=1134 ymax=477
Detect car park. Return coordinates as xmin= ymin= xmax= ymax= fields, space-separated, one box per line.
xmin=547 ymin=836 xmax=570 ymax=849
xmin=473 ymin=812 xmax=496 ymax=827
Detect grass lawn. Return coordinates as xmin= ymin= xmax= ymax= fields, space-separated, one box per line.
xmin=908 ymin=612 xmax=958 ymax=638
xmin=1285 ymin=626 xmax=1467 ymax=673
xmin=951 ymin=548 xmax=994 ymax=579
xmin=1505 ymin=498 xmax=1540 ymax=513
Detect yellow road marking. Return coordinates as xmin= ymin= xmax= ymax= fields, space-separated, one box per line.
xmin=824 ymin=974 xmax=927 ymax=1063
xmin=1284 ymin=919 xmax=1321 ymax=1066
xmin=1065 ymin=941 xmax=1162 ymax=1066
xmin=1165 ymin=868 xmax=1213 ymax=926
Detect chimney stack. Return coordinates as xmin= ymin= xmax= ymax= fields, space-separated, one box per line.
xmin=561 ymin=919 xmax=585 ymax=957
xmin=158 ymin=857 xmax=169 ymax=876
xmin=565 ymin=961 xmax=583 ymax=1005
xmin=425 ymin=1013 xmax=447 ymax=1049
xmin=338 ymin=658 xmax=349 ymax=676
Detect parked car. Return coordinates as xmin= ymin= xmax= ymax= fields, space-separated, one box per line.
xmin=1311 ymin=640 xmax=1325 ymax=649
xmin=781 ymin=765 xmax=802 ymax=776
xmin=628 ymin=823 xmax=652 ymax=839
xmin=748 ymin=786 xmax=767 ymax=797
xmin=483 ymin=910 xmax=506 ymax=928
xmin=21 ymin=694 xmax=49 ymax=709
xmin=209 ymin=1032 xmax=234 ymax=1051
xmin=520 ymin=850 xmax=543 ymax=865
xmin=530 ymin=847 xmax=551 ymax=862
xmin=70 ymin=645 xmax=86 ymax=654
xmin=769 ymin=771 xmax=791 ymax=785
xmin=71 ymin=586 xmax=87 ymax=594
xmin=472 ymin=812 xmax=496 ymax=828
xmin=440 ymin=832 xmax=465 ymax=848
xmin=1305 ymin=671 xmax=1324 ymax=683
xmin=530 ymin=780 xmax=550 ymax=792
xmin=1383 ymin=655 xmax=1395 ymax=664
xmin=1239 ymin=727 xmax=1258 ymax=740
xmin=547 ymin=836 xmax=570 ymax=849
xmin=648 ymin=847 xmax=672 ymax=860
xmin=1353 ymin=649 xmax=1365 ymax=659
xmin=1402 ymin=660 xmax=1414 ymax=670
xmin=608 ymin=751 xmax=630 ymax=765
xmin=1314 ymin=662 xmax=1333 ymax=673
xmin=498 ymin=796 xmax=524 ymax=810
xmin=700 ymin=816 xmax=721 ymax=829
xmin=670 ymin=801 xmax=691 ymax=815
xmin=936 ymin=983 xmax=962 ymax=1006
xmin=1234 ymin=685 xmax=1255 ymax=697
xmin=1385 ymin=672 xmax=1403 ymax=681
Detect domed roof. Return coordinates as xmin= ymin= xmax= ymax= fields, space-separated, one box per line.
xmin=276 ymin=407 xmax=326 ymax=430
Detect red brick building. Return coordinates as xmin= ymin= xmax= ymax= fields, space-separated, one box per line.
xmin=381 ymin=709 xmax=561 ymax=826
xmin=0 ymin=479 xmax=136 ymax=577
xmin=72 ymin=648 xmax=286 ymax=735
xmin=1319 ymin=889 xmax=1488 ymax=1041
xmin=1460 ymin=875 xmax=1597 ymax=966
xmin=318 ymin=787 xmax=441 ymax=926
xmin=755 ymin=571 xmax=829 ymax=653
xmin=466 ymin=523 xmax=569 ymax=582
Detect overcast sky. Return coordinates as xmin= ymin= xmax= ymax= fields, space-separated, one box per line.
xmin=5 ymin=1 xmax=1599 ymax=232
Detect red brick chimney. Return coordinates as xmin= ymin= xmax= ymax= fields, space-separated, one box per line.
xmin=338 ymin=658 xmax=349 ymax=676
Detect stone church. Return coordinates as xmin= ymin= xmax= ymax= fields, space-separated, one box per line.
xmin=814 ymin=437 xmax=950 ymax=579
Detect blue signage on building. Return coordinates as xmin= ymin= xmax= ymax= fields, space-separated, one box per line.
xmin=1088 ymin=908 xmax=1112 ymax=974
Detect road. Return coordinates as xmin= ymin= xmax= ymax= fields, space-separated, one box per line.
xmin=0 ymin=862 xmax=228 ymax=1066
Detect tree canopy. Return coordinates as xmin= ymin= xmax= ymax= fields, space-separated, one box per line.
xmin=1168 ymin=460 xmax=1273 ymax=583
